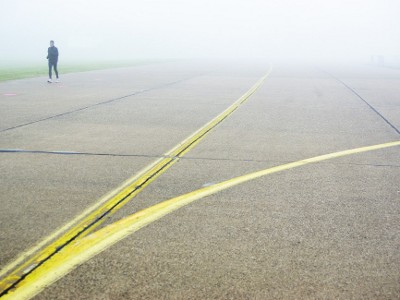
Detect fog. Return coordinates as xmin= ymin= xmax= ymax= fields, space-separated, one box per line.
xmin=1 ymin=0 xmax=400 ymax=64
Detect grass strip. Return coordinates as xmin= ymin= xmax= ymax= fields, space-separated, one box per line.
xmin=0 ymin=60 xmax=165 ymax=82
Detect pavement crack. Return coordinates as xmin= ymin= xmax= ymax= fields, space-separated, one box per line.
xmin=0 ymin=149 xmax=164 ymax=159
xmin=0 ymin=74 xmax=204 ymax=133
xmin=3 ymin=149 xmax=398 ymax=168
xmin=320 ymin=68 xmax=400 ymax=135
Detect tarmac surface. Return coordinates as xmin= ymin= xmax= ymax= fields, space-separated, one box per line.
xmin=0 ymin=61 xmax=399 ymax=299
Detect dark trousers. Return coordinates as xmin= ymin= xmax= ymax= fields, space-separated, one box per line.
xmin=48 ymin=61 xmax=59 ymax=79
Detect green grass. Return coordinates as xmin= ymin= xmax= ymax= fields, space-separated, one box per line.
xmin=0 ymin=60 xmax=165 ymax=82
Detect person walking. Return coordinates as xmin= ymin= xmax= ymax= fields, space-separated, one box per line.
xmin=47 ymin=40 xmax=59 ymax=83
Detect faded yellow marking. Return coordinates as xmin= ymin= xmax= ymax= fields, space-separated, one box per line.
xmin=4 ymin=140 xmax=399 ymax=300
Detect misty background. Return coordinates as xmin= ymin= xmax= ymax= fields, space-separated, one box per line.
xmin=1 ymin=0 xmax=400 ymax=64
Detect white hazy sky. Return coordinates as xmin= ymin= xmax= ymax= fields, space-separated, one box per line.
xmin=1 ymin=0 xmax=399 ymax=62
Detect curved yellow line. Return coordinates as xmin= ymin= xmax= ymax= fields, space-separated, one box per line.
xmin=4 ymin=140 xmax=399 ymax=299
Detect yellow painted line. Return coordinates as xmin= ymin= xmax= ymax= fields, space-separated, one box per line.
xmin=0 ymin=68 xmax=272 ymax=295
xmin=3 ymin=140 xmax=399 ymax=300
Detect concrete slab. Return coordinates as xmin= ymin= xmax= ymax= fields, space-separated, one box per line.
xmin=0 ymin=74 xmax=260 ymax=155
xmin=0 ymin=153 xmax=154 ymax=269
xmin=38 ymin=162 xmax=400 ymax=299
xmin=0 ymin=61 xmax=216 ymax=131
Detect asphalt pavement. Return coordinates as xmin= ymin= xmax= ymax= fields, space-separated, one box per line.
xmin=0 ymin=61 xmax=399 ymax=299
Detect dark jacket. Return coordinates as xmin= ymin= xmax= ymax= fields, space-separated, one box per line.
xmin=47 ymin=46 xmax=59 ymax=63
